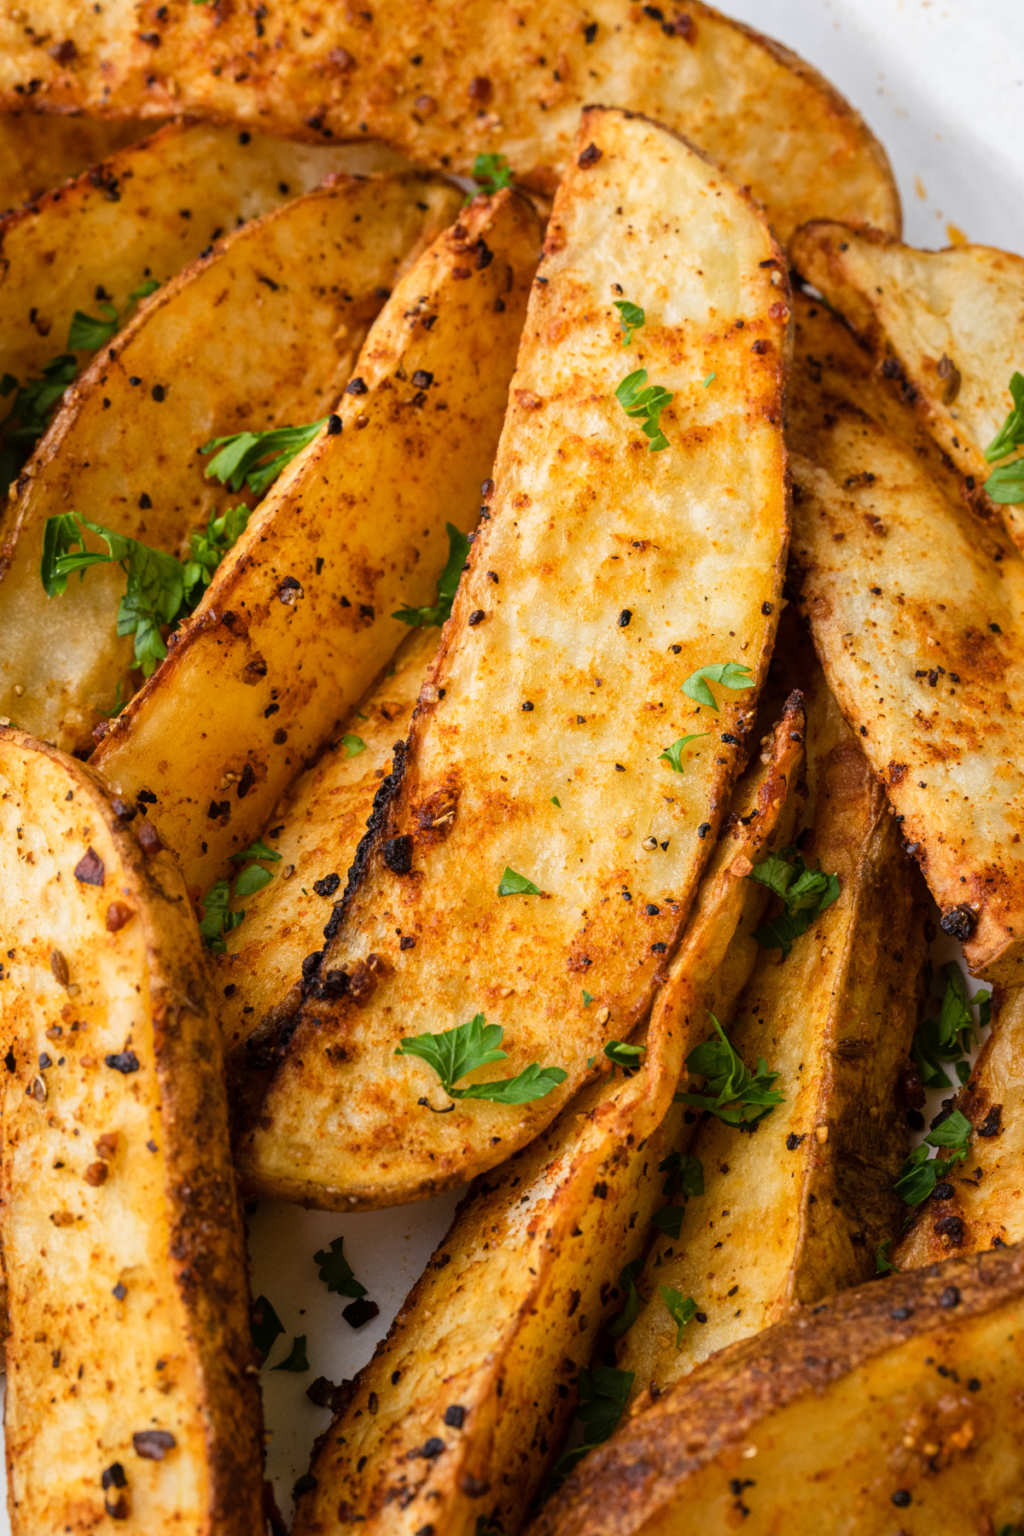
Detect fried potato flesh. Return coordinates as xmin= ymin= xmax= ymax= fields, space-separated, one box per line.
xmin=0 ymin=729 xmax=263 ymax=1535
xmin=531 ymin=1246 xmax=1024 ymax=1536
xmin=791 ymin=222 xmax=1024 ymax=547
xmin=0 ymin=2 xmax=900 ymax=244
xmin=94 ymin=188 xmax=538 ymax=888
xmin=235 ymin=105 xmax=791 ymax=1211
xmin=0 ymin=172 xmax=460 ymax=753
xmin=788 ymin=293 xmax=1024 ymax=983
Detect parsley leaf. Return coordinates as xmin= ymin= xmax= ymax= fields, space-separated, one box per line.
xmin=233 ymin=863 xmax=274 ymax=898
xmin=497 ymin=866 xmax=541 ymax=896
xmin=471 ymin=152 xmax=514 ymax=195
xmin=231 ymin=838 xmax=282 ymax=863
xmin=650 ymin=1205 xmax=686 ymax=1240
xmin=1 ymin=353 xmax=77 ymax=483
xmin=748 ymin=845 xmax=841 ymax=958
xmin=604 ymin=1039 xmax=644 ymax=1071
xmin=181 ymin=502 xmax=252 ymax=600
xmin=675 ymin=1014 xmax=784 ymax=1128
xmin=985 ymin=460 xmax=1024 ymax=504
xmin=342 ymin=733 xmax=367 ymax=757
xmin=911 ymin=963 xmax=991 ymax=1089
xmin=702 ymin=372 xmax=716 ymax=388
xmin=197 ymin=877 xmax=245 ymax=953
xmin=658 ymin=732 xmax=709 ymax=772
xmin=549 ymin=1366 xmax=634 ymax=1486
xmin=251 ymin=1295 xmax=285 ymax=1362
xmin=615 ymin=368 xmax=674 ymax=452
xmin=396 ymin=1013 xmax=566 ymax=1106
xmin=893 ymin=1110 xmax=973 ymax=1206
xmin=613 ymin=300 xmax=645 ymax=347
xmin=551 ymin=795 xmax=562 ymax=807
xmin=606 ymin=1258 xmax=643 ymax=1340
xmin=271 ymin=1335 xmax=310 ymax=1372
xmin=659 ymin=1150 xmax=704 ymax=1200
xmin=659 ymin=1286 xmax=697 ymax=1347
xmin=314 ymin=1235 xmax=368 ymax=1299
xmin=984 ymin=371 xmax=1024 ymax=462
xmin=393 ymin=521 xmax=470 ymax=627
xmin=67 ymin=280 xmax=160 ymax=354
xmin=202 ymin=418 xmax=327 ymax=498
xmin=680 ymin=662 xmax=754 ymax=711
xmin=582 ymin=989 xmax=593 ymax=1008
xmin=876 ymin=1238 xmax=899 ymax=1275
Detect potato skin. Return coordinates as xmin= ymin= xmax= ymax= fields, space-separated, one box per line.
xmin=0 ymin=728 xmax=264 ymax=1534
xmin=0 ymin=1 xmax=900 ymax=243
xmin=0 ymin=111 xmax=153 ymax=211
xmin=531 ymin=1244 xmax=1024 ymax=1536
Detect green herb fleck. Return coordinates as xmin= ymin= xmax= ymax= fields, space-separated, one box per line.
xmin=604 ymin=1039 xmax=644 ymax=1072
xmin=471 ymin=153 xmax=514 ymax=195
xmin=497 ymin=866 xmax=540 ymax=896
xmin=66 ymin=280 xmax=160 ymax=354
xmin=1 ymin=353 xmax=78 ymax=484
xmin=893 ymin=1110 xmax=973 ymax=1207
xmin=582 ymin=989 xmax=594 ymax=1008
xmin=615 ymin=368 xmax=674 ymax=452
xmin=251 ymin=1295 xmax=285 ymax=1362
xmin=748 ymin=845 xmax=841 ymax=958
xmin=343 ymin=733 xmax=367 ymax=757
xmin=393 ymin=522 xmax=470 ymax=627
xmin=650 ymin=1206 xmax=685 ymax=1240
xmin=233 ymin=863 xmax=274 ymax=898
xmin=658 ymin=732 xmax=709 ymax=772
xmin=548 ymin=1366 xmax=634 ymax=1486
xmin=313 ymin=1235 xmax=367 ymax=1299
xmin=96 ymin=680 xmax=127 ymax=720
xmin=658 ymin=1150 xmax=704 ymax=1200
xmin=659 ymin=1286 xmax=697 ymax=1347
xmin=551 ymin=795 xmax=561 ymax=807
xmin=984 ymin=372 xmax=1024 ymax=504
xmin=396 ymin=1013 xmax=567 ymax=1107
xmin=231 ymin=838 xmax=282 ymax=863
xmin=675 ymin=1014 xmax=783 ymax=1128
xmin=201 ymin=418 xmax=327 ymax=498
xmin=876 ymin=1239 xmax=899 ymax=1275
xmin=606 ymin=1258 xmax=643 ymax=1340
xmin=911 ymin=962 xmax=991 ymax=1090
xmin=702 ymin=372 xmax=716 ymax=388
xmin=613 ymin=300 xmax=645 ymax=347
xmin=680 ymin=662 xmax=754 ymax=711
xmin=271 ymin=1335 xmax=310 ymax=1372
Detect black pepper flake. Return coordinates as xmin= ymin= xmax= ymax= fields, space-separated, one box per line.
xmin=522 ymin=701 xmax=534 ymax=712
xmin=977 ymin=1104 xmax=1002 ymax=1137
xmin=313 ymin=873 xmax=341 ymax=899
xmin=721 ymin=733 xmax=741 ymax=746
xmin=133 ymin=1430 xmax=176 ymax=1461
xmin=645 ymin=904 xmax=659 ymax=916
xmin=891 ymin=1491 xmax=911 ymax=1508
xmin=263 ymin=704 xmax=279 ymax=719
xmin=968 ymin=1377 xmax=981 ymax=1392
xmin=617 ymin=609 xmax=632 ymax=627
xmin=940 ymin=903 xmax=977 ymax=941
xmin=931 ymin=1182 xmax=955 ymax=1201
xmin=786 ymin=1132 xmax=805 ymax=1150
xmin=400 ymin=935 xmax=416 ymax=950
xmin=138 ymin=492 xmax=152 ymax=509
xmin=761 ymin=601 xmax=773 ymax=614
xmin=343 ymin=1296 xmax=380 ymax=1329
xmin=383 ymin=834 xmax=414 ymax=875
xmin=670 ymin=643 xmax=682 ymax=654
xmin=444 ymin=1404 xmax=466 ymax=1428
xmin=4 ymin=1050 xmax=15 ymax=1074
xmin=939 ymin=1285 xmax=961 ymax=1309
xmin=293 ymin=1473 xmax=318 ymax=1498
xmin=697 ymin=823 xmax=711 ymax=839
xmin=112 ymin=1282 xmax=127 ymax=1300
xmin=105 ymin=1051 xmax=140 ymax=1075
xmin=468 ymin=609 xmax=485 ymax=626
xmin=411 ymin=369 xmax=434 ymax=389
xmin=360 ymin=604 xmax=375 ymax=621
xmin=327 ymin=413 xmax=342 ymax=435
xmin=593 ymin=1181 xmax=608 ymax=1199
xmin=128 ymin=376 xmax=141 ymax=387
xmin=651 ymin=942 xmax=667 ymax=953
xmin=346 ymin=376 xmax=368 ymax=395
xmin=102 ymin=1463 xmax=127 ymax=1490
xmin=236 ymin=762 xmax=255 ymax=799
xmin=151 ymin=384 xmax=165 ymax=402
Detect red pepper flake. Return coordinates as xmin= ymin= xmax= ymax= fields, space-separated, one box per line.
xmin=84 ymin=1161 xmax=108 ymax=1187
xmin=132 ymin=1430 xmax=176 ymax=1461
xmin=136 ymin=820 xmax=161 ymax=856
xmin=74 ymin=848 xmax=105 ymax=886
xmin=105 ymin=902 xmax=134 ymax=933
xmin=577 ymin=143 xmax=603 ymax=169
xmin=467 ymin=75 xmax=492 ymax=104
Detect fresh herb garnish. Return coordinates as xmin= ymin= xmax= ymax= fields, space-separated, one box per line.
xmin=659 ymin=1150 xmax=704 ymax=1200
xmin=912 ymin=962 xmax=991 ymax=1090
xmin=96 ymin=680 xmax=127 ymax=720
xmin=548 ymin=1366 xmax=634 ymax=1486
xmin=613 ymin=300 xmax=645 ymax=347
xmin=606 ymin=1258 xmax=643 ymax=1340
xmin=67 ymin=280 xmax=160 ymax=353
xmin=199 ymin=839 xmax=280 ymax=951
xmin=658 ymin=732 xmax=709 ymax=772
xmin=680 ymin=662 xmax=754 ymax=711
xmin=615 ymin=368 xmax=674 ymax=452
xmin=582 ymin=990 xmax=594 ymax=1008
xmin=551 ymin=795 xmax=562 ymax=808
xmin=893 ymin=1110 xmax=973 ymax=1207
xmin=984 ymin=372 xmax=1024 ymax=504
xmin=393 ymin=522 xmax=470 ymax=627
xmin=650 ymin=1206 xmax=686 ymax=1240
xmin=604 ymin=1039 xmax=644 ymax=1071
xmin=314 ymin=1235 xmax=368 ymax=1298
xmin=1 ymin=353 xmax=77 ymax=483
xmin=471 ymin=153 xmax=514 ymax=195
xmin=271 ymin=1335 xmax=310 ymax=1372
xmin=702 ymin=372 xmax=716 ymax=388
xmin=342 ymin=733 xmax=367 ymax=757
xmin=747 ymin=845 xmax=841 ymax=958
xmin=497 ymin=866 xmax=540 ymax=896
xmin=251 ymin=1295 xmax=285 ymax=1362
xmin=396 ymin=1014 xmax=567 ymax=1106
xmin=231 ymin=838 xmax=282 ymax=864
xmin=202 ymin=418 xmax=327 ymax=498
xmin=675 ymin=1014 xmax=783 ymax=1128
xmin=660 ymin=1286 xmax=697 ymax=1347
xmin=875 ymin=1238 xmax=899 ymax=1275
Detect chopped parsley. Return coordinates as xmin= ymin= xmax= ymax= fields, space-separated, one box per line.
xmin=675 ymin=1014 xmax=783 ymax=1128
xmin=660 ymin=1286 xmax=697 ymax=1347
xmin=314 ymin=1235 xmax=368 ymax=1298
xmin=912 ymin=962 xmax=991 ymax=1090
xmin=548 ymin=1366 xmax=634 ymax=1486
xmin=984 ymin=372 xmax=1024 ymax=504
xmin=551 ymin=795 xmax=561 ymax=808
xmin=393 ymin=522 xmax=470 ymax=627
xmin=658 ymin=732 xmax=709 ymax=772
xmin=702 ymin=372 xmax=716 ymax=388
xmin=342 ymin=733 xmax=367 ymax=757
xmin=199 ymin=839 xmax=281 ymax=951
xmin=615 ymin=368 xmax=673 ymax=452
xmin=497 ymin=866 xmax=540 ymax=896
xmin=251 ymin=1295 xmax=285 ymax=1362
xmin=231 ymin=838 xmax=282 ymax=864
xmin=604 ymin=1039 xmax=644 ymax=1072
xmin=202 ymin=418 xmax=328 ymax=499
xmin=613 ymin=300 xmax=645 ymax=347
xmin=270 ymin=1335 xmax=310 ymax=1372
xmin=396 ymin=1013 xmax=566 ymax=1106
xmin=67 ymin=279 xmax=160 ymax=352
xmin=582 ymin=989 xmax=594 ymax=1008
xmin=875 ymin=1239 xmax=898 ymax=1275
xmin=651 ymin=1151 xmax=704 ymax=1241
xmin=606 ymin=1258 xmax=643 ymax=1340
xmin=471 ymin=153 xmax=514 ymax=195
xmin=748 ymin=846 xmax=840 ymax=958
xmin=893 ymin=1110 xmax=973 ymax=1207
xmin=681 ymin=662 xmax=754 ymax=711
xmin=1 ymin=353 xmax=77 ymax=483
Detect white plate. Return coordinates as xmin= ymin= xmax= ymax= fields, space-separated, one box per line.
xmin=3 ymin=2 xmax=1022 ymax=1529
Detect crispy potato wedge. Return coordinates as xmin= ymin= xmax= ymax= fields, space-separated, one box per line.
xmin=619 ymin=708 xmax=928 ymax=1410
xmin=0 ymin=110 xmax=156 ymax=210
xmin=791 ymin=222 xmax=1024 ymax=547
xmin=0 ymin=727 xmax=263 ymax=1534
xmin=289 ymin=704 xmax=803 ymax=1536
xmin=0 ymin=170 xmax=461 ymax=753
xmin=219 ymin=627 xmax=439 ymax=1080
xmin=531 ymin=1243 xmax=1024 ymax=1535
xmin=788 ymin=291 xmax=1024 ymax=984
xmin=0 ymin=2 xmax=900 ymax=244
xmin=233 ymin=106 xmax=791 ymax=1211
xmin=1 ymin=118 xmax=411 ymax=407
xmin=896 ymin=985 xmax=1024 ymax=1269
xmin=92 ymin=188 xmax=539 ymax=888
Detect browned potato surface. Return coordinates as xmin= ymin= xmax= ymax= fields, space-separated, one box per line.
xmin=896 ymin=985 xmax=1024 ymax=1269
xmin=619 ymin=700 xmax=927 ymax=1408
xmin=532 ymin=1245 xmax=1024 ymax=1535
xmin=0 ymin=2 xmax=900 ymax=245
xmin=0 ymin=727 xmax=264 ymax=1534
xmin=788 ymin=292 xmax=1024 ymax=984
xmin=233 ymin=106 xmax=791 ymax=1212
xmin=93 ymin=188 xmax=538 ymax=887
xmin=0 ymin=110 xmax=155 ymax=210
xmin=0 ymin=170 xmax=460 ymax=753
xmin=791 ymin=221 xmax=1024 ymax=547
xmin=290 ymin=704 xmax=803 ymax=1536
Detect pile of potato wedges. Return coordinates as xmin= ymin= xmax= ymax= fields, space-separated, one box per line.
xmin=1 ymin=3 xmax=1023 ymax=1532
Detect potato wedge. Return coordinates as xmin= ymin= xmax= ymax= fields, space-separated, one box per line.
xmin=1 ymin=118 xmax=411 ymax=412
xmin=791 ymin=222 xmax=1024 ymax=548
xmin=289 ymin=704 xmax=803 ymax=1536
xmin=531 ymin=1243 xmax=1024 ymax=1535
xmin=92 ymin=188 xmax=539 ymax=889
xmin=233 ymin=106 xmax=791 ymax=1211
xmin=219 ymin=627 xmax=439 ymax=1081
xmin=618 ymin=708 xmax=928 ymax=1410
xmin=0 ymin=170 xmax=461 ymax=754
xmin=895 ymin=985 xmax=1024 ymax=1269
xmin=0 ymin=727 xmax=264 ymax=1534
xmin=787 ymin=291 xmax=1024 ymax=984
xmin=0 ymin=110 xmax=155 ymax=210
xmin=0 ymin=2 xmax=900 ymax=244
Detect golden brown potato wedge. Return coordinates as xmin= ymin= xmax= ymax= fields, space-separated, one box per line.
xmin=0 ymin=170 xmax=461 ymax=753
xmin=619 ymin=708 xmax=927 ymax=1410
xmin=788 ymin=291 xmax=1024 ymax=984
xmin=0 ymin=2 xmax=900 ymax=244
xmin=289 ymin=704 xmax=803 ymax=1536
xmin=0 ymin=727 xmax=264 ymax=1534
xmin=218 ymin=627 xmax=439 ymax=1080
xmin=531 ymin=1243 xmax=1024 ymax=1535
xmin=1 ymin=118 xmax=412 ymax=408
xmin=0 ymin=110 xmax=156 ymax=211
xmin=895 ymin=986 xmax=1024 ymax=1269
xmin=93 ymin=188 xmax=539 ymax=888
xmin=791 ymin=222 xmax=1024 ymax=547
xmin=233 ymin=106 xmax=791 ymax=1212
